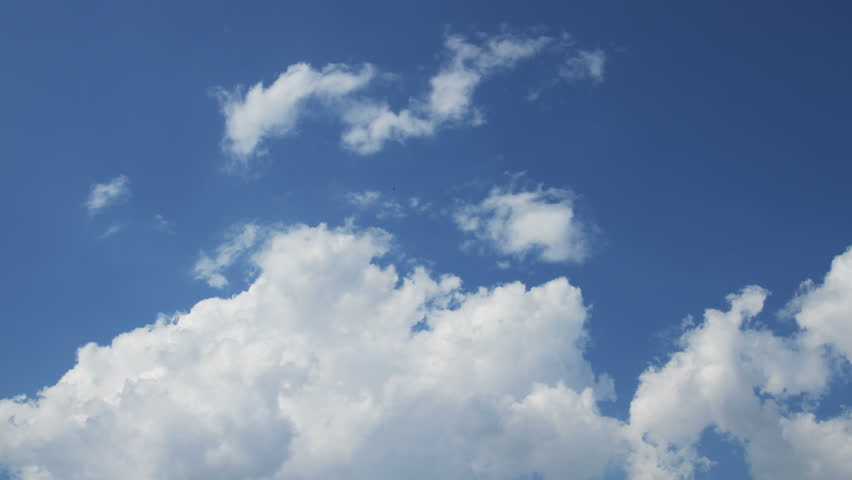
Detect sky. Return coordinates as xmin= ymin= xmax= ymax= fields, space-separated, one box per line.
xmin=1 ymin=1 xmax=852 ymax=479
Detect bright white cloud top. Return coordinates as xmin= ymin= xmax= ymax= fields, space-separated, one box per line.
xmin=84 ymin=175 xmax=130 ymax=215
xmin=0 ymin=224 xmax=622 ymax=480
xmin=2 ymin=222 xmax=850 ymax=479
xmin=455 ymin=183 xmax=589 ymax=264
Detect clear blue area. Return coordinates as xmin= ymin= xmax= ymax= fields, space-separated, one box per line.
xmin=2 ymin=2 xmax=852 ymax=478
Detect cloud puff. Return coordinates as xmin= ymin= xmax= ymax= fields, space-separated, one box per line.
xmin=340 ymin=33 xmax=551 ymax=154
xmin=0 ymin=224 xmax=623 ymax=480
xmin=454 ymin=183 xmax=588 ymax=264
xmin=85 ymin=175 xmax=130 ymax=215
xmin=626 ymin=248 xmax=852 ymax=479
xmin=218 ymin=63 xmax=375 ymax=162
xmin=193 ymin=223 xmax=262 ymax=288
xmin=217 ymin=32 xmax=564 ymax=162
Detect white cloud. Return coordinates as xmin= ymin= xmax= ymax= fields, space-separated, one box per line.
xmin=455 ymin=183 xmax=588 ymax=263
xmin=2 ymin=222 xmax=850 ymax=479
xmin=85 ymin=175 xmax=130 ymax=215
xmin=626 ymin=247 xmax=852 ymax=480
xmin=219 ymin=63 xmax=375 ymax=162
xmin=193 ymin=223 xmax=262 ymax=288
xmin=217 ymin=32 xmax=561 ymax=162
xmin=787 ymin=246 xmax=852 ymax=361
xmin=0 ymin=223 xmax=623 ymax=480
xmin=561 ymin=49 xmax=606 ymax=83
xmin=340 ymin=33 xmax=551 ymax=155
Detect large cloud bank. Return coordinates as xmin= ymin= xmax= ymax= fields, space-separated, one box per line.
xmin=1 ymin=225 xmax=850 ymax=479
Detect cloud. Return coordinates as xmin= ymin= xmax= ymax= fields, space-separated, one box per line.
xmin=787 ymin=246 xmax=852 ymax=361
xmin=626 ymin=247 xmax=852 ymax=479
xmin=346 ymin=190 xmax=407 ymax=219
xmin=218 ymin=63 xmax=375 ymax=162
xmin=85 ymin=175 xmax=130 ymax=215
xmin=454 ymin=182 xmax=588 ymax=264
xmin=217 ymin=32 xmax=563 ymax=162
xmin=340 ymin=33 xmax=551 ymax=155
xmin=1 ymin=221 xmax=850 ymax=479
xmin=193 ymin=223 xmax=262 ymax=288
xmin=560 ymin=49 xmax=606 ymax=83
xmin=99 ymin=224 xmax=122 ymax=239
xmin=0 ymin=223 xmax=623 ymax=480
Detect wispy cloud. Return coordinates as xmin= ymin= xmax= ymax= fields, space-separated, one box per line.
xmin=193 ymin=223 xmax=262 ymax=288
xmin=560 ymin=49 xmax=606 ymax=83
xmin=85 ymin=175 xmax=130 ymax=215
xmin=217 ymin=31 xmax=605 ymax=163
xmin=340 ymin=32 xmax=551 ymax=154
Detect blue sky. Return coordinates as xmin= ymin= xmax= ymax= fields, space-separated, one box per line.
xmin=2 ymin=2 xmax=852 ymax=479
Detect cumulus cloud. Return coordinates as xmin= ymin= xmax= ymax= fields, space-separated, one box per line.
xmin=340 ymin=33 xmax=551 ymax=154
xmin=455 ymin=182 xmax=588 ymax=264
xmin=218 ymin=63 xmax=375 ymax=162
xmin=193 ymin=223 xmax=262 ymax=288
xmin=0 ymin=224 xmax=623 ymax=480
xmin=85 ymin=175 xmax=130 ymax=215
xmin=217 ymin=32 xmax=572 ymax=162
xmin=626 ymin=247 xmax=852 ymax=479
xmin=1 ymin=221 xmax=850 ymax=479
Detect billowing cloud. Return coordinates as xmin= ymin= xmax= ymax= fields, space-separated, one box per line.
xmin=340 ymin=33 xmax=551 ymax=155
xmin=85 ymin=175 xmax=130 ymax=215
xmin=454 ymin=183 xmax=588 ymax=264
xmin=626 ymin=247 xmax=852 ymax=479
xmin=193 ymin=223 xmax=262 ymax=288
xmin=0 ymin=224 xmax=623 ymax=480
xmin=1 ymin=223 xmax=851 ymax=479
xmin=218 ymin=63 xmax=375 ymax=162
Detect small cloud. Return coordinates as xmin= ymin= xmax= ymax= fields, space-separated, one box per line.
xmin=346 ymin=191 xmax=382 ymax=208
xmin=85 ymin=175 xmax=130 ymax=215
xmin=560 ymin=49 xmax=605 ymax=83
xmin=193 ymin=223 xmax=262 ymax=288
xmin=455 ymin=179 xmax=589 ymax=264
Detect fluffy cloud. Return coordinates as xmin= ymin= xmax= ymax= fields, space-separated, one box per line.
xmin=340 ymin=33 xmax=551 ymax=154
xmin=193 ymin=223 xmax=262 ymax=288
xmin=455 ymin=183 xmax=588 ymax=264
xmin=217 ymin=32 xmax=586 ymax=161
xmin=84 ymin=175 xmax=130 ymax=215
xmin=626 ymin=247 xmax=852 ymax=479
xmin=0 ymin=224 xmax=623 ymax=480
xmin=219 ymin=63 xmax=375 ymax=162
xmin=3 ymin=220 xmax=849 ymax=479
